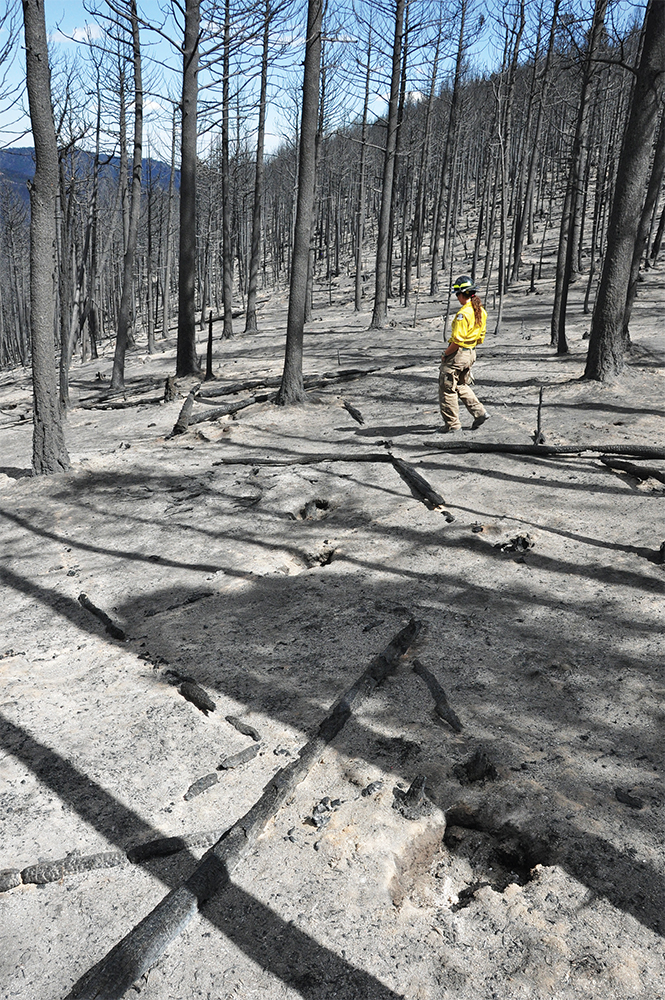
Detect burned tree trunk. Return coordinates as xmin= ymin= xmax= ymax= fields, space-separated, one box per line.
xmin=110 ymin=0 xmax=143 ymax=390
xmin=221 ymin=0 xmax=234 ymax=340
xmin=176 ymin=0 xmax=201 ymax=376
xmin=623 ymin=106 xmax=665 ymax=337
xmin=244 ymin=0 xmax=271 ymax=333
xmin=585 ymin=0 xmax=665 ymax=380
xmin=22 ymin=0 xmax=70 ymax=474
xmin=276 ymin=0 xmax=323 ymax=404
xmin=369 ymin=0 xmax=405 ymax=329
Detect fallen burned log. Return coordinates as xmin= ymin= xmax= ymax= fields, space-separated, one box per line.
xmin=66 ymin=619 xmax=420 ymax=1000
xmin=172 ymin=368 xmax=385 ymax=434
xmin=79 ymin=395 xmax=164 ymax=411
xmin=342 ymin=399 xmax=365 ymax=424
xmin=412 ymin=659 xmax=462 ymax=732
xmin=0 ymin=829 xmax=227 ymax=892
xmin=78 ymin=593 xmax=126 ymax=641
xmin=172 ymin=392 xmax=275 ymax=434
xmin=225 ymin=715 xmax=261 ymax=741
xmin=187 ymin=393 xmax=276 ymax=426
xmin=198 ymin=375 xmax=283 ymax=398
xmin=599 ymin=456 xmax=665 ymax=484
xmin=212 ymin=452 xmax=393 ymax=467
xmin=197 ymin=367 xmax=380 ymax=400
xmin=172 ymin=388 xmax=199 ymax=435
xmin=434 ymin=442 xmax=665 ymax=459
xmin=391 ymin=457 xmax=455 ymax=522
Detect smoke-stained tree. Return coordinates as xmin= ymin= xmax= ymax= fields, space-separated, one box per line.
xmin=585 ymin=0 xmax=665 ymax=380
xmin=176 ymin=0 xmax=201 ymax=376
xmin=22 ymin=0 xmax=70 ymax=474
xmin=276 ymin=0 xmax=323 ymax=404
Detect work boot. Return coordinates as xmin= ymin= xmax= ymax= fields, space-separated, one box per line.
xmin=471 ymin=411 xmax=490 ymax=430
xmin=441 ymin=425 xmax=460 ymax=433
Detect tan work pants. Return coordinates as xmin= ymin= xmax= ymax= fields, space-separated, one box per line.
xmin=439 ymin=347 xmax=485 ymax=430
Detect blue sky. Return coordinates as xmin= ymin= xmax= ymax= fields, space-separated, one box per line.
xmin=0 ymin=0 xmax=646 ymax=162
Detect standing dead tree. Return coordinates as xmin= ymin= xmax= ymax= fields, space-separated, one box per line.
xmin=176 ymin=0 xmax=201 ymax=377
xmin=369 ymin=0 xmax=406 ymax=329
xmin=585 ymin=0 xmax=665 ymax=380
xmin=276 ymin=0 xmax=324 ymax=404
xmin=22 ymin=0 xmax=70 ymax=474
xmin=244 ymin=0 xmax=272 ymax=333
xmin=109 ymin=0 xmax=143 ymax=390
xmin=550 ymin=0 xmax=608 ymax=355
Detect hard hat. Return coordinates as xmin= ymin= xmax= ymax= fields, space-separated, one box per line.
xmin=452 ymin=275 xmax=476 ymax=295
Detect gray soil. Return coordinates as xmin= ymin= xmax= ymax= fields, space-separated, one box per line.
xmin=1 ymin=268 xmax=664 ymax=1000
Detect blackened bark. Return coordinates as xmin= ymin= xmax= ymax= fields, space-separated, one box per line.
xmin=221 ymin=0 xmax=233 ymax=339
xmin=276 ymin=0 xmax=323 ymax=404
xmin=162 ymin=108 xmax=177 ymax=339
xmin=354 ymin=23 xmax=373 ymax=313
xmin=176 ymin=0 xmax=201 ymax=377
xmin=585 ymin=0 xmax=665 ymax=380
xmin=430 ymin=0 xmax=465 ymax=297
xmin=551 ymin=0 xmax=607 ymax=353
xmin=22 ymin=0 xmax=70 ymax=474
xmin=245 ymin=0 xmax=271 ymax=333
xmin=369 ymin=0 xmax=405 ymax=329
xmin=110 ymin=0 xmax=143 ymax=390
xmin=623 ymin=107 xmax=665 ymax=336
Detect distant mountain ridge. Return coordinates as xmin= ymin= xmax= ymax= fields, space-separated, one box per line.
xmin=0 ymin=147 xmax=178 ymax=201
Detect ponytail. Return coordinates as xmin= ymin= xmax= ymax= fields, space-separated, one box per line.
xmin=469 ymin=292 xmax=483 ymax=326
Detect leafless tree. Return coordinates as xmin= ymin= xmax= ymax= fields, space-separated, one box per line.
xmin=585 ymin=0 xmax=665 ymax=380
xmin=276 ymin=0 xmax=323 ymax=403
xmin=22 ymin=0 xmax=70 ymax=473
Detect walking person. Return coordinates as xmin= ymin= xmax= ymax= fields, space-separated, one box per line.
xmin=439 ymin=275 xmax=489 ymax=433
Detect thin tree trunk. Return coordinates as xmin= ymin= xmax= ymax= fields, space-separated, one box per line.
xmin=430 ymin=0 xmax=466 ymax=296
xmin=110 ymin=0 xmax=143 ymax=390
xmin=494 ymin=0 xmax=525 ymax=336
xmin=551 ymin=0 xmax=608 ymax=353
xmin=162 ymin=106 xmax=177 ymax=339
xmin=511 ymin=0 xmax=561 ymax=282
xmin=354 ymin=22 xmax=372 ymax=313
xmin=369 ymin=0 xmax=405 ymax=329
xmin=221 ymin=0 xmax=233 ymax=339
xmin=176 ymin=0 xmax=201 ymax=376
xmin=411 ymin=22 xmax=440 ymax=281
xmin=245 ymin=0 xmax=271 ymax=333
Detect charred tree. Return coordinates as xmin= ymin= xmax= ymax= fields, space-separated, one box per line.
xmin=585 ymin=0 xmax=665 ymax=380
xmin=110 ymin=0 xmax=143 ymax=390
xmin=176 ymin=0 xmax=201 ymax=377
xmin=369 ymin=0 xmax=405 ymax=329
xmin=276 ymin=0 xmax=323 ymax=404
xmin=551 ymin=0 xmax=607 ymax=354
xmin=245 ymin=0 xmax=271 ymax=333
xmin=623 ymin=106 xmax=665 ymax=337
xmin=22 ymin=0 xmax=70 ymax=474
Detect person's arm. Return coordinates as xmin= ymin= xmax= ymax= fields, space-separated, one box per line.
xmin=442 ymin=308 xmax=467 ymax=358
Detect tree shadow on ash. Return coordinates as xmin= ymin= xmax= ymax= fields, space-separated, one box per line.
xmin=416 ymin=453 xmax=664 ymax=505
xmin=4 ymin=468 xmax=665 ymax=954
xmin=3 ymin=552 xmax=665 ymax=1000
xmin=344 ymin=423 xmax=437 ymax=438
xmin=0 ymin=465 xmax=32 ymax=478
xmin=0 ymin=715 xmax=403 ymax=1000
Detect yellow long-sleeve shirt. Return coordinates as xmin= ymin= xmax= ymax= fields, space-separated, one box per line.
xmin=449 ymin=300 xmax=487 ymax=349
